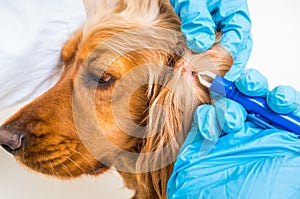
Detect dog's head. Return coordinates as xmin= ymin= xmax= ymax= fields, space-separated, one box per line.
xmin=0 ymin=0 xmax=232 ymax=198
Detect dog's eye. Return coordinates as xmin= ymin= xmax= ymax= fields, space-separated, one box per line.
xmin=98 ymin=72 xmax=113 ymax=84
xmin=87 ymin=71 xmax=115 ymax=89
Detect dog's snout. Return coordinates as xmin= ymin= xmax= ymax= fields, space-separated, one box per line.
xmin=0 ymin=128 xmax=24 ymax=154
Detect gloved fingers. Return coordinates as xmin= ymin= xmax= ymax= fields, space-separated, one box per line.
xmin=233 ymin=69 xmax=300 ymax=115
xmin=195 ymin=105 xmax=221 ymax=142
xmin=234 ymin=68 xmax=269 ymax=97
xmin=170 ymin=0 xmax=216 ymax=53
xmin=214 ymin=0 xmax=252 ymax=59
xmin=214 ymin=98 xmax=247 ymax=133
xmin=224 ymin=34 xmax=253 ymax=81
xmin=196 ymin=99 xmax=247 ymax=141
xmin=266 ymin=85 xmax=300 ymax=114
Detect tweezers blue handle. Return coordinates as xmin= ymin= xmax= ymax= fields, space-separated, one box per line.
xmin=210 ymin=75 xmax=300 ymax=135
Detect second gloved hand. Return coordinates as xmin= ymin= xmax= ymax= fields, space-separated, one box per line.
xmin=167 ymin=69 xmax=300 ymax=199
xmin=198 ymin=68 xmax=300 ymax=142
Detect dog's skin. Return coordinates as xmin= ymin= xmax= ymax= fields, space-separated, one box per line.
xmin=0 ymin=0 xmax=232 ymax=198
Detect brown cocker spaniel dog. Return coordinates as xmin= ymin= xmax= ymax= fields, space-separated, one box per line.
xmin=0 ymin=0 xmax=232 ymax=198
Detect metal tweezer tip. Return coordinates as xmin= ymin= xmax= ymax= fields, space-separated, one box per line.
xmin=197 ymin=71 xmax=216 ymax=88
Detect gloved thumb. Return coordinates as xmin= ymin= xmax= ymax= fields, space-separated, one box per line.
xmin=196 ymin=98 xmax=247 ymax=142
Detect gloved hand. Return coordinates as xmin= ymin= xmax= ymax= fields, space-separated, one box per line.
xmin=167 ymin=69 xmax=300 ymax=199
xmin=170 ymin=0 xmax=252 ymax=81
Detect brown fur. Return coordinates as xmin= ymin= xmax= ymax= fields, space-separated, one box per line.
xmin=1 ymin=0 xmax=232 ymax=198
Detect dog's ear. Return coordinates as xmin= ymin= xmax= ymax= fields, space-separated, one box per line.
xmin=133 ymin=56 xmax=206 ymax=198
xmin=134 ymin=43 xmax=233 ymax=198
xmin=135 ymin=71 xmax=196 ymax=198
xmin=61 ymin=29 xmax=83 ymax=66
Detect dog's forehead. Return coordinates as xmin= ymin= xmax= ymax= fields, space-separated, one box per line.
xmin=83 ymin=27 xmax=183 ymax=57
xmin=78 ymin=26 xmax=183 ymax=73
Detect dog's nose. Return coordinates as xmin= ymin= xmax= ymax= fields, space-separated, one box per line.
xmin=0 ymin=128 xmax=24 ymax=154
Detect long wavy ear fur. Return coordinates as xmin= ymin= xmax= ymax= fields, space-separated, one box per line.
xmin=133 ymin=42 xmax=233 ymax=198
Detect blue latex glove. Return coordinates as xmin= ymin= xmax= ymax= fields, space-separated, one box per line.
xmin=170 ymin=0 xmax=252 ymax=81
xmin=235 ymin=69 xmax=300 ymax=115
xmin=167 ymin=69 xmax=300 ymax=198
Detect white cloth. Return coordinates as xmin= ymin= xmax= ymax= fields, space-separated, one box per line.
xmin=0 ymin=0 xmax=86 ymax=110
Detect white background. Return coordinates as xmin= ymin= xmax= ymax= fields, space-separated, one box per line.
xmin=247 ymin=0 xmax=300 ymax=90
xmin=0 ymin=1 xmax=300 ymax=199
